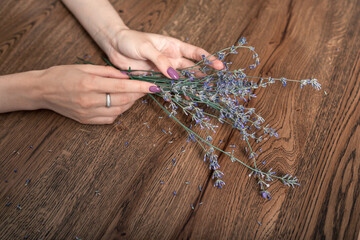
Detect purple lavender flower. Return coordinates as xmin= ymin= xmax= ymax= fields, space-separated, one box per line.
xmin=309 ymin=78 xmax=321 ymax=90
xmin=218 ymin=52 xmax=225 ymax=61
xmin=209 ymin=160 xmax=220 ymax=170
xmin=206 ymin=135 xmax=213 ymax=142
xmin=25 ymin=179 xmax=31 ymax=186
xmin=214 ymin=179 xmax=225 ymax=189
xmin=212 ymin=170 xmax=224 ymax=179
xmin=260 ymin=191 xmax=271 ymax=200
xmin=249 ymin=152 xmax=258 ymax=159
xmin=238 ymin=37 xmax=247 ymax=45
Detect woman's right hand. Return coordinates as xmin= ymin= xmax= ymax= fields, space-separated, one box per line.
xmin=37 ymin=65 xmax=160 ymax=124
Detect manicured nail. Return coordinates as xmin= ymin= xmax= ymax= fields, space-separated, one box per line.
xmin=167 ymin=67 xmax=179 ymax=80
xmin=149 ymin=86 xmax=161 ymax=93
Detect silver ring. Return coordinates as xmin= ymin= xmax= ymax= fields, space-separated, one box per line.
xmin=106 ymin=93 xmax=111 ymax=108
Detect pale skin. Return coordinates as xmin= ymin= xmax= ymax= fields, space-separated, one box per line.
xmin=0 ymin=0 xmax=224 ymax=124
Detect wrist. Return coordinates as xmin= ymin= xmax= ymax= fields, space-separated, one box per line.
xmin=62 ymin=0 xmax=129 ymax=55
xmin=0 ymin=69 xmax=45 ymax=112
xmin=93 ymin=23 xmax=129 ymax=56
xmin=20 ymin=70 xmax=46 ymax=110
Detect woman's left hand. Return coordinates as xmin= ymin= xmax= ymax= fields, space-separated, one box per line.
xmin=61 ymin=0 xmax=223 ymax=79
xmin=105 ymin=29 xmax=224 ymax=79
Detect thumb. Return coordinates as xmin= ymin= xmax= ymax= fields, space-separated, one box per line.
xmin=139 ymin=43 xmax=179 ymax=80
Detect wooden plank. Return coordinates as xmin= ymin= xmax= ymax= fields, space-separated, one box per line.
xmin=0 ymin=0 xmax=359 ymax=239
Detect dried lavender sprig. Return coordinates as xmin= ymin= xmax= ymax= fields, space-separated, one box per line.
xmin=148 ymin=93 xmax=293 ymax=185
xmin=157 ymin=93 xmax=277 ymax=168
xmin=181 ymin=43 xmax=256 ymax=70
xmin=152 ymin=94 xmax=299 ymax=193
xmin=168 ymin=96 xmax=270 ymax=140
xmin=150 ymin=89 xmax=280 ymax=185
xmin=163 ymin=95 xmax=262 ymax=170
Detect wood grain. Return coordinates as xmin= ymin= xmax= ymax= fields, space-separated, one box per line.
xmin=0 ymin=0 xmax=359 ymax=239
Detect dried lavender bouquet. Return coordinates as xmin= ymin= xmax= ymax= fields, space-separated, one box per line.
xmin=80 ymin=37 xmax=321 ymax=199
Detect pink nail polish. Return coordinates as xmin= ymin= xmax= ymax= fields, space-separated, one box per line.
xmin=167 ymin=67 xmax=179 ymax=80
xmin=149 ymin=86 xmax=161 ymax=93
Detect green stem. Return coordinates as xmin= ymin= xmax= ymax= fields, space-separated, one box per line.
xmin=148 ymin=94 xmax=258 ymax=172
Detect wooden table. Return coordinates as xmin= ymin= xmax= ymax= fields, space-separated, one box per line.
xmin=1 ymin=0 xmax=359 ymax=239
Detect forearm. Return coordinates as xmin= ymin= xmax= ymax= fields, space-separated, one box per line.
xmin=0 ymin=71 xmax=44 ymax=112
xmin=61 ymin=0 xmax=128 ymax=53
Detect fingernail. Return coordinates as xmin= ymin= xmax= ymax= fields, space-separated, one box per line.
xmin=149 ymin=86 xmax=161 ymax=93
xmin=121 ymin=71 xmax=129 ymax=75
xmin=167 ymin=67 xmax=179 ymax=80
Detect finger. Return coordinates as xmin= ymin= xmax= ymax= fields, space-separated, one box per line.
xmin=94 ymin=77 xmax=161 ymax=94
xmin=94 ymin=101 xmax=135 ymax=117
xmin=174 ymin=58 xmax=206 ymax=78
xmin=110 ymin=93 xmax=145 ymax=106
xmin=92 ymin=92 xmax=145 ymax=107
xmin=119 ymin=101 xmax=135 ymax=113
xmin=177 ymin=41 xmax=224 ymax=70
xmin=82 ymin=117 xmax=116 ymax=125
xmin=74 ymin=100 xmax=137 ymax=123
xmin=139 ymin=42 xmax=179 ymax=80
xmin=176 ymin=58 xmax=197 ymax=69
xmin=108 ymin=53 xmax=165 ymax=78
xmin=110 ymin=52 xmax=156 ymax=71
xmin=76 ymin=64 xmax=129 ymax=79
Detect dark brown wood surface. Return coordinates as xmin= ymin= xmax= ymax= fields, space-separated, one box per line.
xmin=0 ymin=0 xmax=359 ymax=239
